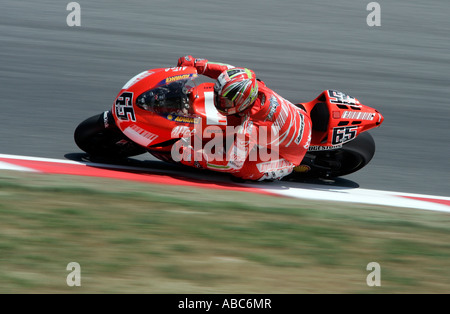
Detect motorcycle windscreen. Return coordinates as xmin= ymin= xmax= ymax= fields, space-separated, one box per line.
xmin=135 ymin=79 xmax=196 ymax=116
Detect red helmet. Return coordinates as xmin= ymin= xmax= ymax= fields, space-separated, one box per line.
xmin=213 ymin=68 xmax=258 ymax=115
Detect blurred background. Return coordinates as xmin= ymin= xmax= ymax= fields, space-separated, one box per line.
xmin=0 ymin=0 xmax=449 ymax=195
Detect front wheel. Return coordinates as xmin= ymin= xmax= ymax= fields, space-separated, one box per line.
xmin=74 ymin=111 xmax=147 ymax=158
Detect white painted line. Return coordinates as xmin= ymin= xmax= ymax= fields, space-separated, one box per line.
xmin=0 ymin=153 xmax=175 ymax=174
xmin=0 ymin=161 xmax=38 ymax=172
xmin=248 ymin=181 xmax=450 ymax=213
xmin=0 ymin=154 xmax=80 ymax=164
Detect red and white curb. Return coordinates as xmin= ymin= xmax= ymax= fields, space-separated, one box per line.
xmin=0 ymin=154 xmax=277 ymax=196
xmin=250 ymin=181 xmax=450 ymax=213
xmin=0 ymin=153 xmax=449 ymax=213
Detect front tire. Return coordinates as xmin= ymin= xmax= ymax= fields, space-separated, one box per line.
xmin=74 ymin=111 xmax=146 ymax=158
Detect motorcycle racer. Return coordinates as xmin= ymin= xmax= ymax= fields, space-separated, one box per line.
xmin=176 ymin=55 xmax=312 ymax=181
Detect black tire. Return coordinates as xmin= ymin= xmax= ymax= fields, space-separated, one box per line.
xmin=74 ymin=112 xmax=146 ymax=158
xmin=317 ymin=131 xmax=376 ymax=177
xmin=293 ymin=131 xmax=376 ymax=179
xmin=336 ymin=131 xmax=376 ymax=176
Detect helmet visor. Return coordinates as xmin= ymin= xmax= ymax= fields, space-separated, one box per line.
xmin=215 ymin=93 xmax=235 ymax=114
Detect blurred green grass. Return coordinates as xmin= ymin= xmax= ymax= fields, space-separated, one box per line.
xmin=0 ymin=171 xmax=450 ymax=293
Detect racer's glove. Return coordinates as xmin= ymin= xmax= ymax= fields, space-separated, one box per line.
xmin=177 ymin=55 xmax=195 ymax=67
xmin=258 ymin=167 xmax=294 ymax=181
xmin=177 ymin=56 xmax=209 ymax=74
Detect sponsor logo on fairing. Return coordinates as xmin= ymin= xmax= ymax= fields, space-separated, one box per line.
xmin=165 ymin=74 xmax=195 ymax=84
xmin=164 ymin=67 xmax=187 ymax=72
xmin=341 ymin=111 xmax=375 ymax=120
xmin=123 ymin=125 xmax=159 ymax=147
xmin=308 ymin=144 xmax=343 ymax=151
xmin=166 ymin=114 xmax=200 ymax=124
xmin=328 ymin=90 xmax=359 ymax=105
xmin=122 ymin=71 xmax=153 ymax=89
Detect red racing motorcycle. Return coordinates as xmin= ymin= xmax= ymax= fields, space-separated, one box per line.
xmin=74 ymin=66 xmax=384 ymax=179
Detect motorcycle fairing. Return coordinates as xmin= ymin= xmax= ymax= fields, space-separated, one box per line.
xmin=112 ymin=67 xmax=200 ymax=148
xmin=112 ymin=67 xmax=230 ymax=150
xmin=300 ymin=90 xmax=383 ymax=149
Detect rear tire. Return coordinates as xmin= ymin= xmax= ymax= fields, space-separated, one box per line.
xmin=74 ymin=112 xmax=146 ymax=158
xmin=294 ymin=132 xmax=376 ymax=178
xmin=332 ymin=131 xmax=376 ymax=176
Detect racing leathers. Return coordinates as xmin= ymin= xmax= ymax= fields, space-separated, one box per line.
xmin=177 ymin=58 xmax=312 ymax=181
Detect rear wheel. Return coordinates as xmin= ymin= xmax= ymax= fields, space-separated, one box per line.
xmin=74 ymin=111 xmax=146 ymax=158
xmin=294 ymin=131 xmax=376 ymax=178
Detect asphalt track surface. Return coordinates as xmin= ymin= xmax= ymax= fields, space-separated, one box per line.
xmin=1 ymin=0 xmax=449 ymax=196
